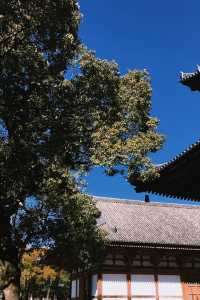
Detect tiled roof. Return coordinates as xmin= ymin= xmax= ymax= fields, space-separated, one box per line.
xmin=95 ymin=197 xmax=200 ymax=250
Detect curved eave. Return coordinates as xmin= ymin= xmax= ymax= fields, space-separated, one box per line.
xmin=180 ymin=67 xmax=200 ymax=91
xmin=130 ymin=139 xmax=200 ymax=201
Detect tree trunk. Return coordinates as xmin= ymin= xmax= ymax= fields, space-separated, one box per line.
xmin=46 ymin=280 xmax=51 ymax=300
xmin=0 ymin=207 xmax=21 ymax=300
xmin=0 ymin=259 xmax=20 ymax=300
xmin=3 ymin=281 xmax=20 ymax=300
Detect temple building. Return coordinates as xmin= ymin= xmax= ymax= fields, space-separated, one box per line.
xmin=71 ymin=197 xmax=200 ymax=300
xmin=70 ymin=66 xmax=200 ymax=300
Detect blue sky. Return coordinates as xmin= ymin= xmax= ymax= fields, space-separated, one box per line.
xmin=79 ymin=0 xmax=200 ymax=204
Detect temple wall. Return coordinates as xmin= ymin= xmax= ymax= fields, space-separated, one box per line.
xmin=70 ymin=250 xmax=200 ymax=300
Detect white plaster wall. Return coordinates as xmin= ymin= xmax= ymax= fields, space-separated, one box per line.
xmin=102 ymin=274 xmax=127 ymax=296
xmin=131 ymin=274 xmax=156 ymax=296
xmin=158 ymin=275 xmax=183 ymax=297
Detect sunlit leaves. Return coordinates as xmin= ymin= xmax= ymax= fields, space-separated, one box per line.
xmin=21 ymin=249 xmax=69 ymax=298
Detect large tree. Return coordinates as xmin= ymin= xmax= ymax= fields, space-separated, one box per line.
xmin=0 ymin=1 xmax=163 ymax=299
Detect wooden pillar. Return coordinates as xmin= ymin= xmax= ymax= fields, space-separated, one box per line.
xmin=154 ymin=273 xmax=159 ymax=300
xmin=97 ymin=273 xmax=103 ymax=300
xmin=127 ymin=273 xmax=131 ymax=300
xmin=181 ymin=279 xmax=188 ymax=300
xmin=79 ymin=274 xmax=84 ymax=300
xmin=88 ymin=273 xmax=92 ymax=300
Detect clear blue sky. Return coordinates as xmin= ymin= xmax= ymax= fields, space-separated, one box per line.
xmin=79 ymin=0 xmax=200 ymax=204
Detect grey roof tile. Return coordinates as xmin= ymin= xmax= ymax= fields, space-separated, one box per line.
xmin=95 ymin=197 xmax=200 ymax=248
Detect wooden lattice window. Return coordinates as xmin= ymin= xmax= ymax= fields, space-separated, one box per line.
xmin=184 ymin=278 xmax=200 ymax=300
xmin=158 ymin=255 xmax=178 ymax=268
xmin=132 ymin=255 xmax=153 ymax=267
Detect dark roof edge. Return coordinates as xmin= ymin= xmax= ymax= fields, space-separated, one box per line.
xmin=156 ymin=139 xmax=200 ymax=172
xmin=106 ymin=241 xmax=200 ymax=252
xmin=134 ymin=189 xmax=200 ymax=202
xmin=180 ymin=66 xmax=200 ymax=91
xmin=180 ymin=65 xmax=200 ymax=82
xmin=129 ymin=139 xmax=200 ymax=200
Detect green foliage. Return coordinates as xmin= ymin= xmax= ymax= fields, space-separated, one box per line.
xmin=0 ymin=0 xmax=163 ymax=295
xmin=91 ymin=69 xmax=164 ymax=180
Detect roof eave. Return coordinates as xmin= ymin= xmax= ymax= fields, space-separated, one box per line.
xmin=106 ymin=241 xmax=200 ymax=252
xmin=129 ymin=139 xmax=200 ymax=201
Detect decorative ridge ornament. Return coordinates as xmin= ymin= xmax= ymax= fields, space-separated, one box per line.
xmin=180 ymin=65 xmax=200 ymax=91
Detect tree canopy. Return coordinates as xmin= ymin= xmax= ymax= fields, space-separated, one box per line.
xmin=0 ymin=0 xmax=163 ymax=299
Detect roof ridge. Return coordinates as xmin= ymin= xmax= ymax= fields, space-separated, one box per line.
xmin=93 ymin=196 xmax=200 ymax=209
